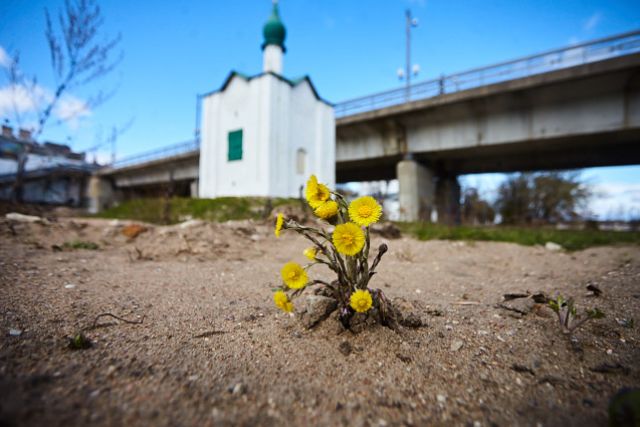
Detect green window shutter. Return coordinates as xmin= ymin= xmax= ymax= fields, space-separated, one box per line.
xmin=228 ymin=129 xmax=243 ymax=161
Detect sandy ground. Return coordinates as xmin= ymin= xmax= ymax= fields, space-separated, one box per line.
xmin=0 ymin=216 xmax=639 ymax=426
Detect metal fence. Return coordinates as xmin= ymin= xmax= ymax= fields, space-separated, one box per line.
xmin=334 ymin=29 xmax=640 ymax=118
xmin=110 ymin=139 xmax=199 ymax=169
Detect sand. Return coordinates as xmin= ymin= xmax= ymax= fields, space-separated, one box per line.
xmin=1 ymin=216 xmax=639 ymax=426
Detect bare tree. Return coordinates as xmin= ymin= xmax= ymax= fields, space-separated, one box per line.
xmin=461 ymin=187 xmax=495 ymax=225
xmin=495 ymin=171 xmax=590 ymax=225
xmin=5 ymin=0 xmax=122 ymax=202
xmin=39 ymin=0 xmax=122 ymax=136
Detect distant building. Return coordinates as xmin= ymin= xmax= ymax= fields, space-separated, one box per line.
xmin=0 ymin=125 xmax=98 ymax=206
xmin=198 ymin=1 xmax=335 ymax=198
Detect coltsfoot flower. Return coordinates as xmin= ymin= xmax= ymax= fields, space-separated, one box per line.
xmin=350 ymin=289 xmax=373 ymax=313
xmin=274 ymin=290 xmax=294 ymax=313
xmin=280 ymin=262 xmax=308 ymax=289
xmin=305 ymin=175 xmax=330 ymax=209
xmin=332 ymin=222 xmax=365 ymax=256
xmin=303 ymin=247 xmax=318 ymax=261
xmin=269 ymin=174 xmax=392 ymax=330
xmin=274 ymin=213 xmax=284 ymax=237
xmin=314 ymin=200 xmax=338 ymax=219
xmin=348 ymin=196 xmax=382 ymax=227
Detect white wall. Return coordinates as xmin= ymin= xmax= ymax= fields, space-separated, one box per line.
xmin=199 ymin=76 xmax=270 ymax=197
xmin=263 ymin=45 xmax=283 ymax=74
xmin=270 ymin=77 xmax=335 ymax=197
xmin=199 ymin=73 xmax=335 ymax=199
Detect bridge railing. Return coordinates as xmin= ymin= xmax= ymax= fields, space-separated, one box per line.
xmin=335 ymin=29 xmax=640 ymax=118
xmin=109 ymin=139 xmax=200 ymax=170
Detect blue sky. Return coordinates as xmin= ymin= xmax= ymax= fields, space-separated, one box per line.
xmin=1 ymin=0 xmax=640 ymax=218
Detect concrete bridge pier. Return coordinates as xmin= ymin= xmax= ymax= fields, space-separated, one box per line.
xmin=397 ymin=157 xmax=435 ymax=222
xmin=87 ymin=175 xmax=117 ymax=214
xmin=397 ymin=157 xmax=462 ymax=223
xmin=190 ymin=179 xmax=199 ymax=198
xmin=435 ymin=175 xmax=461 ymax=225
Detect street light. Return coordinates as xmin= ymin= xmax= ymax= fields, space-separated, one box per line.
xmin=398 ymin=9 xmax=419 ymax=101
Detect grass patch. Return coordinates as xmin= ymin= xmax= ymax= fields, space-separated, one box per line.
xmin=63 ymin=240 xmax=100 ymax=250
xmin=97 ymin=197 xmax=300 ymax=224
xmin=397 ymin=222 xmax=640 ymax=251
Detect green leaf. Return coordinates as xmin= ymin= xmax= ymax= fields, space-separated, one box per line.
xmin=68 ymin=333 xmax=92 ymax=350
xmin=587 ymin=308 xmax=605 ymax=319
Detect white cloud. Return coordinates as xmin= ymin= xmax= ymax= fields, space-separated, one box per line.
xmin=589 ymin=182 xmax=640 ymax=220
xmin=54 ymin=95 xmax=91 ymax=129
xmin=0 ymin=82 xmax=91 ymax=131
xmin=583 ymin=12 xmax=602 ymax=32
xmin=0 ymin=84 xmax=47 ymax=115
xmin=0 ymin=45 xmax=11 ymax=69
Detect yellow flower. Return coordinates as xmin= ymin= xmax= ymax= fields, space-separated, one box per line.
xmin=350 ymin=289 xmax=373 ymax=313
xmin=274 ymin=213 xmax=284 ymax=237
xmin=305 ymin=175 xmax=330 ymax=209
xmin=273 ymin=290 xmax=294 ymax=313
xmin=348 ymin=196 xmax=382 ymax=227
xmin=303 ymin=247 xmax=318 ymax=261
xmin=280 ymin=262 xmax=308 ymax=289
xmin=332 ymin=222 xmax=365 ymax=256
xmin=314 ymin=200 xmax=338 ymax=219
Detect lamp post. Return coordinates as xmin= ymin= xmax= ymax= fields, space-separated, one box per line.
xmin=397 ymin=9 xmax=419 ymax=101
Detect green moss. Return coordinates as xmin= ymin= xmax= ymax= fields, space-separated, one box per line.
xmin=97 ymin=197 xmax=299 ymax=224
xmin=397 ymin=223 xmax=640 ymax=251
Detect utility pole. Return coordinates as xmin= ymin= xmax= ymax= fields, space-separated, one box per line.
xmin=398 ymin=9 xmax=419 ymax=101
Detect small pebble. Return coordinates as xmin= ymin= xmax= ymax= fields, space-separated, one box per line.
xmin=230 ymin=383 xmax=247 ymax=395
xmin=64 ymin=283 xmax=76 ymax=289
xmin=450 ymin=340 xmax=464 ymax=352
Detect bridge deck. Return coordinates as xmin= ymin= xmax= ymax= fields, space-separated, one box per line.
xmin=334 ymin=29 xmax=640 ymax=119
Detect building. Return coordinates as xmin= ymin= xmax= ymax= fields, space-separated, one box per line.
xmin=0 ymin=125 xmax=98 ymax=206
xmin=198 ymin=1 xmax=335 ymax=198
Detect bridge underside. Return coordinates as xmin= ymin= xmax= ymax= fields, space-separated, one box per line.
xmin=337 ymin=128 xmax=640 ymax=183
xmin=335 ymin=53 xmax=640 ymax=222
xmin=88 ymin=152 xmax=199 ymax=212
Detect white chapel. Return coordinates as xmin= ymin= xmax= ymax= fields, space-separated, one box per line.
xmin=198 ymin=1 xmax=335 ymax=198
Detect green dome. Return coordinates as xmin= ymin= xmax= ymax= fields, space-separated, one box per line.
xmin=262 ymin=2 xmax=286 ymax=51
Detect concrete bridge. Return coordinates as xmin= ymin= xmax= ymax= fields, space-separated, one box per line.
xmin=89 ymin=140 xmax=200 ymax=212
xmin=91 ymin=30 xmax=640 ymax=221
